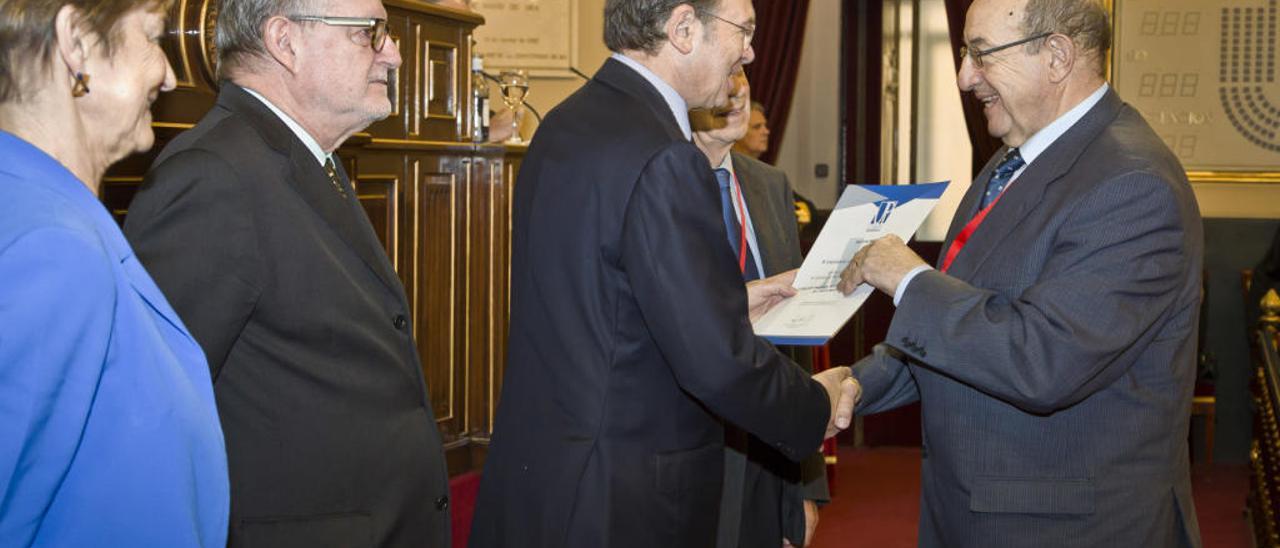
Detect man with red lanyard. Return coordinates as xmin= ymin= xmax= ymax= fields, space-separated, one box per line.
xmin=692 ymin=70 xmax=828 ymax=548
xmin=833 ymin=0 xmax=1204 ymax=547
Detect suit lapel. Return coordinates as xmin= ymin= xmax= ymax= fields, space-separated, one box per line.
xmin=735 ymin=155 xmax=784 ymax=275
xmin=942 ymin=90 xmax=1125 ymax=279
xmin=220 ymin=83 xmax=404 ymax=296
xmin=944 ymin=151 xmax=1001 ymax=252
xmin=332 ymin=158 xmax=405 ymax=294
xmin=594 ymin=58 xmax=687 ymax=141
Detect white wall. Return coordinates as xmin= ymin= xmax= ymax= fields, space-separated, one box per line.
xmin=913 ymin=0 xmax=972 ymax=241
xmin=773 ymin=0 xmax=843 ymax=209
xmin=489 ymin=0 xmax=609 ymax=140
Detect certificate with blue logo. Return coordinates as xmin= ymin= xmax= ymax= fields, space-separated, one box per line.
xmin=753 ymin=182 xmax=949 ymax=346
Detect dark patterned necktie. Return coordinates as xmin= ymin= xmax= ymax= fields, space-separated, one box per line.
xmin=979 ymin=148 xmax=1025 ymax=210
xmin=324 ymin=157 xmax=349 ymax=198
xmin=714 ymin=168 xmax=761 ymax=281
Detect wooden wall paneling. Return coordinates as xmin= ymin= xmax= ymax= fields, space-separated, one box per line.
xmin=489 ymin=145 xmax=525 ymax=434
xmin=464 ymin=148 xmax=502 ymax=439
xmin=404 ymin=10 xmax=474 ymax=142
xmin=404 ymin=152 xmax=466 ymax=446
xmin=346 ymin=152 xmax=404 ymax=265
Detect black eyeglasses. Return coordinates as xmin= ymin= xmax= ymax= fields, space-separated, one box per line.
xmin=697 ymin=10 xmax=755 ymax=46
xmin=289 ymin=15 xmax=390 ymax=52
xmin=959 ymin=32 xmax=1052 ymax=69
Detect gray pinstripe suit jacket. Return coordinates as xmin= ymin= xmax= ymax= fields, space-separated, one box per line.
xmin=852 ymin=89 xmax=1204 ymax=548
xmin=716 ymin=153 xmax=828 ymax=548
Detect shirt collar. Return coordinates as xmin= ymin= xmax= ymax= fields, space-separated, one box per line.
xmin=716 ymin=152 xmax=737 ymax=180
xmin=610 ymin=53 xmax=692 ymax=140
xmin=241 ymin=86 xmax=331 ymax=166
xmin=1018 ymin=82 xmax=1109 ymax=166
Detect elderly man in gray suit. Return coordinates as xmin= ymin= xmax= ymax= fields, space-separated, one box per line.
xmin=692 ymin=70 xmax=827 ymax=548
xmin=838 ymin=0 xmax=1204 ymax=546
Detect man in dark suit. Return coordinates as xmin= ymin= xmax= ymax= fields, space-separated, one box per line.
xmin=469 ymin=0 xmax=858 ymax=547
xmin=692 ymin=71 xmax=827 ymax=548
xmin=123 ymin=1 xmax=450 ymax=546
xmin=839 ymin=0 xmax=1203 ymax=546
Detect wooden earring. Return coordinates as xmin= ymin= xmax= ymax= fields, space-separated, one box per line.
xmin=72 ymin=72 xmax=90 ymax=97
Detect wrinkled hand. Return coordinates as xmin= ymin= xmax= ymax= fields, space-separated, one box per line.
xmin=837 ymin=234 xmax=926 ymax=297
xmin=813 ymin=367 xmax=860 ymax=438
xmin=747 ymin=269 xmax=798 ymax=322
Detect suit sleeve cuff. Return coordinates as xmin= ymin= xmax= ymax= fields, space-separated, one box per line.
xmin=893 ymin=265 xmax=934 ymax=306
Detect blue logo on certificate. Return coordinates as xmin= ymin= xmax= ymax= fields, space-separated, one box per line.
xmin=872 ymin=201 xmax=897 ymax=225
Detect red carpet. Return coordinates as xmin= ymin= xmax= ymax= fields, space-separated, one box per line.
xmin=811 ymin=447 xmax=921 ymax=548
xmin=810 ymin=447 xmax=1252 ymax=548
xmin=448 ymin=448 xmax=1251 ymax=547
xmin=449 ymin=472 xmax=481 ymax=548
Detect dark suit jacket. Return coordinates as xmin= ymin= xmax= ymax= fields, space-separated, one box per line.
xmin=852 ymin=89 xmax=1204 ymax=547
xmin=468 ymin=58 xmax=830 ymax=548
xmin=124 ymin=83 xmax=449 ymax=548
xmin=716 ymin=152 xmax=828 ymax=548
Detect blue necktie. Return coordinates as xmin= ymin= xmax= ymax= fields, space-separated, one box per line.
xmin=979 ymin=148 xmax=1025 ymax=210
xmin=714 ymin=168 xmax=760 ymax=281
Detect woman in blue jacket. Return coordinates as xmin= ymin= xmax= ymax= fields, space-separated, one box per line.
xmin=0 ymin=1 xmax=228 ymax=546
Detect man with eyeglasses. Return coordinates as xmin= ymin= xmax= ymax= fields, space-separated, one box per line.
xmin=469 ymin=0 xmax=859 ymax=547
xmin=124 ymin=0 xmax=451 ymax=547
xmin=689 ymin=70 xmax=829 ymax=548
xmin=836 ymin=0 xmax=1204 ymax=546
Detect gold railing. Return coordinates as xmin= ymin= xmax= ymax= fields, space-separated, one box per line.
xmin=1250 ymin=289 xmax=1280 ymax=547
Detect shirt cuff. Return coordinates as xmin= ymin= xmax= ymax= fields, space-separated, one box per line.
xmin=893 ymin=265 xmax=933 ymax=306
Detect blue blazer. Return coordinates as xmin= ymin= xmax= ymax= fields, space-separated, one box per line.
xmin=0 ymin=131 xmax=228 ymax=547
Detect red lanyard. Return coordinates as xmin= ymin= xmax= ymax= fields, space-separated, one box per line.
xmin=729 ymin=172 xmax=749 ymax=273
xmin=940 ymin=191 xmax=1005 ymax=273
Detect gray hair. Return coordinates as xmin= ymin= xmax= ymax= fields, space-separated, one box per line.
xmin=750 ymin=100 xmax=765 ymax=118
xmin=604 ymin=0 xmax=719 ymax=55
xmin=0 ymin=0 xmax=173 ymax=102
xmin=215 ymin=0 xmax=316 ymax=78
xmin=1020 ymin=0 xmax=1111 ymax=76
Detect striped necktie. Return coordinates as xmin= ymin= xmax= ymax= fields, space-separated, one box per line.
xmin=324 ymin=157 xmax=349 ymax=198
xmin=979 ymin=148 xmax=1024 ymax=210
xmin=714 ymin=168 xmax=761 ymax=281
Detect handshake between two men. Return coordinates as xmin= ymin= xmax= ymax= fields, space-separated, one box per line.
xmin=747 ymin=270 xmax=863 ymax=439
xmin=746 ymin=234 xmax=927 ymax=438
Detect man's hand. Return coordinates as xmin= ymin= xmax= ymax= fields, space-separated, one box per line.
xmin=837 ymin=234 xmax=926 ymax=296
xmin=747 ymin=269 xmax=798 ymax=322
xmin=813 ymin=367 xmax=860 ymax=438
xmin=782 ymin=497 xmax=821 ymax=547
xmin=805 ymin=499 xmax=821 ymax=547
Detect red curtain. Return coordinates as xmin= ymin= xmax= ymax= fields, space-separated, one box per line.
xmin=743 ymin=0 xmax=811 ymax=165
xmin=943 ymin=0 xmax=1003 ymax=175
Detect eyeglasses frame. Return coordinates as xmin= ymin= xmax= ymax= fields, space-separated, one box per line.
xmin=960 ymin=32 xmax=1053 ymax=69
xmin=288 ymin=15 xmax=390 ymax=53
xmin=696 ymin=9 xmax=756 ymax=46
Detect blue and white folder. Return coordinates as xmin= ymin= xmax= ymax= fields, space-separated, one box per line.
xmin=752 ymin=182 xmax=949 ymax=346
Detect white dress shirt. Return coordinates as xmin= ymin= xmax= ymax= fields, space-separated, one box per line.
xmin=610 ymin=53 xmax=693 ymax=140
xmin=241 ymin=86 xmax=332 ymax=167
xmin=718 ymin=154 xmax=767 ymax=277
